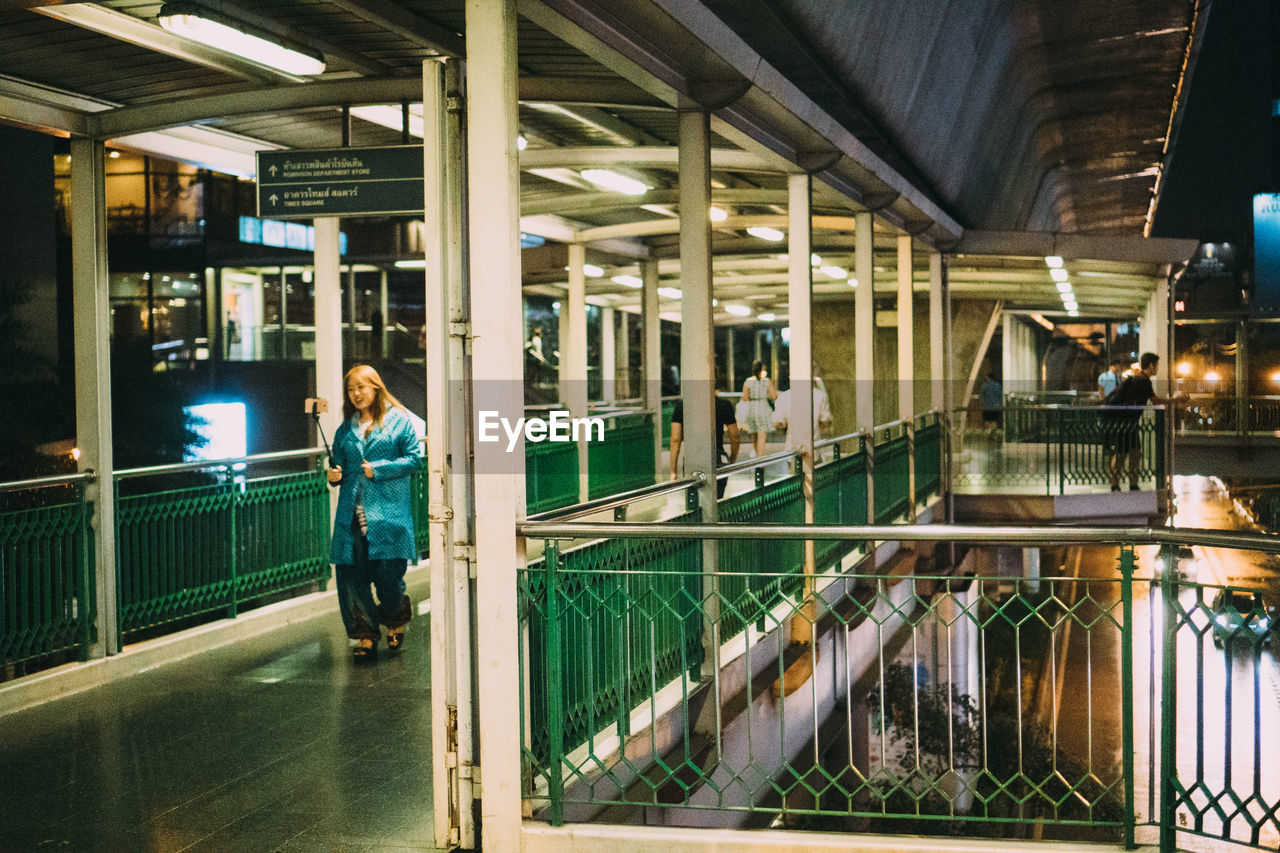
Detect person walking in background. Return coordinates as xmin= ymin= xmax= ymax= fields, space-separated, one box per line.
xmin=771 ymin=376 xmax=833 ymax=449
xmin=1103 ymin=351 xmax=1173 ymax=491
xmin=669 ymin=385 xmax=740 ymax=499
xmin=979 ymin=370 xmax=1003 ymax=434
xmin=740 ymin=359 xmax=777 ymax=458
xmin=327 ymin=364 xmax=423 ymax=661
xmin=1097 ymin=356 xmax=1127 ymax=401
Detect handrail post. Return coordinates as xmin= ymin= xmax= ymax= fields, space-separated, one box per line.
xmin=544 ymin=539 xmax=564 ymax=826
xmin=227 ymin=464 xmax=239 ymax=619
xmin=1119 ymin=542 xmax=1136 ymax=849
xmin=1159 ymin=565 xmax=1178 ymax=851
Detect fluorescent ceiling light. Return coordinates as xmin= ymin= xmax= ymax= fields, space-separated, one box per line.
xmin=1050 ymin=268 xmax=1069 ymax=282
xmin=350 ymin=105 xmax=423 ymax=138
xmin=820 ymin=265 xmax=848 ymax=279
xmin=580 ymin=168 xmax=647 ymax=195
xmin=1064 ymin=301 xmax=1079 ymax=312
xmin=709 ymin=206 xmax=728 ymax=222
xmin=810 ymin=253 xmax=822 ymax=266
xmin=611 ymin=274 xmax=642 ymax=288
xmin=1056 ymin=282 xmax=1073 ymax=293
xmin=395 ymin=259 xmax=426 ymax=269
xmin=157 ymin=6 xmax=325 ymax=75
xmin=746 ymin=226 xmax=785 ymax=242
xmin=848 ymin=278 xmax=859 ymax=288
xmin=517 ymin=135 xmax=528 ymax=151
xmin=1067 ymin=310 xmax=1080 ymax=317
xmin=724 ymin=304 xmax=751 ymax=317
xmin=659 ymin=311 xmax=681 ymax=322
xmin=583 ymin=263 xmax=604 ymax=278
xmin=640 ymin=204 xmax=677 ymax=218
xmin=1045 ymin=256 xmax=1064 ymax=268
xmin=658 ymin=287 xmax=682 ymax=299
xmin=759 ymin=313 xmax=776 ymax=321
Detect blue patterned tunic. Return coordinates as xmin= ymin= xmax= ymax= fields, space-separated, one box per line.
xmin=328 ymin=406 xmax=423 ymax=565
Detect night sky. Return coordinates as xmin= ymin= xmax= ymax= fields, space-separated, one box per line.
xmin=1150 ymin=0 xmax=1277 ymax=243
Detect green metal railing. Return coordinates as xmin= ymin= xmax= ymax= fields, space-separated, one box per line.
xmin=914 ymin=414 xmax=942 ymax=499
xmin=0 ymin=475 xmax=95 ymax=667
xmin=955 ymin=405 xmax=1166 ymax=494
xmin=516 ymin=521 xmax=1280 ymax=851
xmin=115 ymin=455 xmax=331 ymax=636
xmin=873 ymin=424 xmax=911 ymax=523
xmin=587 ymin=412 xmax=657 ymax=500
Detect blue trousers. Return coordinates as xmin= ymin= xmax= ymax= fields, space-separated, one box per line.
xmin=336 ymin=522 xmax=410 ymax=640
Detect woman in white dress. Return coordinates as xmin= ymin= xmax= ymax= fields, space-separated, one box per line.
xmin=740 ymin=359 xmax=778 ymax=458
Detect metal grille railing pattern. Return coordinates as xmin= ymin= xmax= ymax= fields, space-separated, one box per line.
xmin=116 ymin=469 xmax=331 ymax=635
xmin=1159 ymin=577 xmax=1280 ymax=850
xmin=587 ymin=413 xmax=657 ymax=500
xmin=521 ymin=510 xmax=704 ymax=773
xmin=914 ymin=417 xmax=942 ymax=499
xmin=526 ymin=438 xmax=580 ymax=515
xmin=813 ymin=443 xmax=868 ymax=570
xmin=873 ymin=431 xmax=911 ymax=522
xmin=520 ymin=564 xmax=1132 ymax=837
xmin=0 ymin=486 xmax=94 ymax=666
xmin=954 ymin=406 xmax=1164 ymax=494
xmin=718 ymin=476 xmax=806 ymax=642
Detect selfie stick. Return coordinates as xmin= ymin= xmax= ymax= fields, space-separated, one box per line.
xmin=312 ymin=412 xmax=335 ymax=467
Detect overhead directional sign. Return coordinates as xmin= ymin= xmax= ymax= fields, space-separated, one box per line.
xmin=256 ymin=145 xmax=423 ymax=219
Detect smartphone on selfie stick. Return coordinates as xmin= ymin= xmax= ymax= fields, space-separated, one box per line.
xmin=305 ymin=397 xmax=335 ymax=468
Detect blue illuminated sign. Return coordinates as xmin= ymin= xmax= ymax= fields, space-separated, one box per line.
xmin=238 ymin=216 xmax=346 ymax=255
xmin=1254 ymin=194 xmax=1280 ymax=312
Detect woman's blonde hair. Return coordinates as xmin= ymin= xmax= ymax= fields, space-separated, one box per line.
xmin=342 ymin=364 xmax=404 ymax=430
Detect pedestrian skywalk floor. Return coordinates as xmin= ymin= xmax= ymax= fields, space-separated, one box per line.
xmin=0 ymin=611 xmax=441 ymax=852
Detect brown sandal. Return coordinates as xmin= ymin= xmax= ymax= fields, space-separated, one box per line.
xmin=352 ymin=638 xmax=377 ymax=661
xmin=386 ymin=626 xmax=405 ymax=650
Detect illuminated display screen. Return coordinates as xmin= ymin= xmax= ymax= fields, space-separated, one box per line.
xmin=238 ymin=216 xmax=346 ymax=254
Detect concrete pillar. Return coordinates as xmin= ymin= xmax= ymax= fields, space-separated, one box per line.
xmin=930 ymin=252 xmax=944 ymax=413
xmin=788 ymin=173 xmax=815 ymax=647
xmin=855 ymin=212 xmax=874 ymax=434
xmin=567 ymin=244 xmax=589 ymax=500
xmin=615 ymin=308 xmax=630 ymax=399
xmin=602 ymin=306 xmax=616 ymax=402
xmin=678 ymin=105 xmax=719 ymax=684
xmin=641 ymin=258 xmax=662 ymax=468
xmin=379 ymin=268 xmax=390 ymax=358
xmin=465 ymin=1 xmax=524 ymax=849
xmin=1140 ymin=278 xmax=1170 ymax=392
xmin=314 ymin=220 xmax=344 ymax=453
xmin=70 ymin=136 xmax=117 ymax=658
xmin=897 ymin=235 xmax=914 ymax=423
xmin=557 ymin=293 xmax=569 ymax=399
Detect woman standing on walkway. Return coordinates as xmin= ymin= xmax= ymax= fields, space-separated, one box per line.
xmin=327 ymin=364 xmax=423 ymax=660
xmin=740 ymin=359 xmax=777 ymax=459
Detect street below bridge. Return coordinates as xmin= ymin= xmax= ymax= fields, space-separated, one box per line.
xmin=1050 ymin=475 xmax=1280 ymax=849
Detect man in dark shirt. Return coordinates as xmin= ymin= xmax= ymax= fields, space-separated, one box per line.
xmin=1103 ymin=351 xmax=1171 ymax=491
xmin=669 ymin=392 xmax=741 ymax=498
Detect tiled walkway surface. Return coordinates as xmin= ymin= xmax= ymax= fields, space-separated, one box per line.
xmin=0 ymin=597 xmax=441 ymax=852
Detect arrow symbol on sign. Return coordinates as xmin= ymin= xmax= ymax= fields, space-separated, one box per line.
xmin=269 ymin=164 xmax=278 ymax=177
xmin=269 ymin=193 xmax=279 ymax=206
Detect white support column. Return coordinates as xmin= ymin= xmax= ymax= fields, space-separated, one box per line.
xmin=1001 ymin=313 xmax=1015 ymax=395
xmin=314 ymin=219 xmax=344 ymax=456
xmin=70 ymin=136 xmax=117 ymax=658
xmin=787 ymin=173 xmax=815 ymax=647
xmin=379 ymin=268 xmax=390 ymax=358
xmin=641 ymin=259 xmax=661 ymax=469
xmin=466 ymin=1 xmax=524 ymax=850
xmin=678 ymin=105 xmax=719 ymax=685
xmin=855 ymin=212 xmax=875 ymax=434
xmin=1141 ymin=279 xmax=1170 ymax=391
xmin=602 ymin=306 xmax=616 ymax=402
xmin=897 ymin=234 xmax=914 ymax=423
xmin=557 ymin=294 xmax=569 ymax=397
xmin=566 ymin=243 xmax=589 ymax=500
xmin=615 ymin=309 xmax=630 ymax=399
xmin=929 ymin=252 xmax=944 ymax=413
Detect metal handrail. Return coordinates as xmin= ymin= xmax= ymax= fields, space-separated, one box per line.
xmin=114 ymin=447 xmax=326 ymax=480
xmin=956 ymin=403 xmax=1169 ymax=413
xmin=526 ymin=473 xmax=707 ymax=522
xmin=713 ymin=448 xmax=797 ymax=479
xmin=814 ymin=429 xmax=865 ymax=450
xmin=0 ymin=471 xmax=96 ymax=493
xmin=516 ymin=520 xmax=1280 ymax=553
